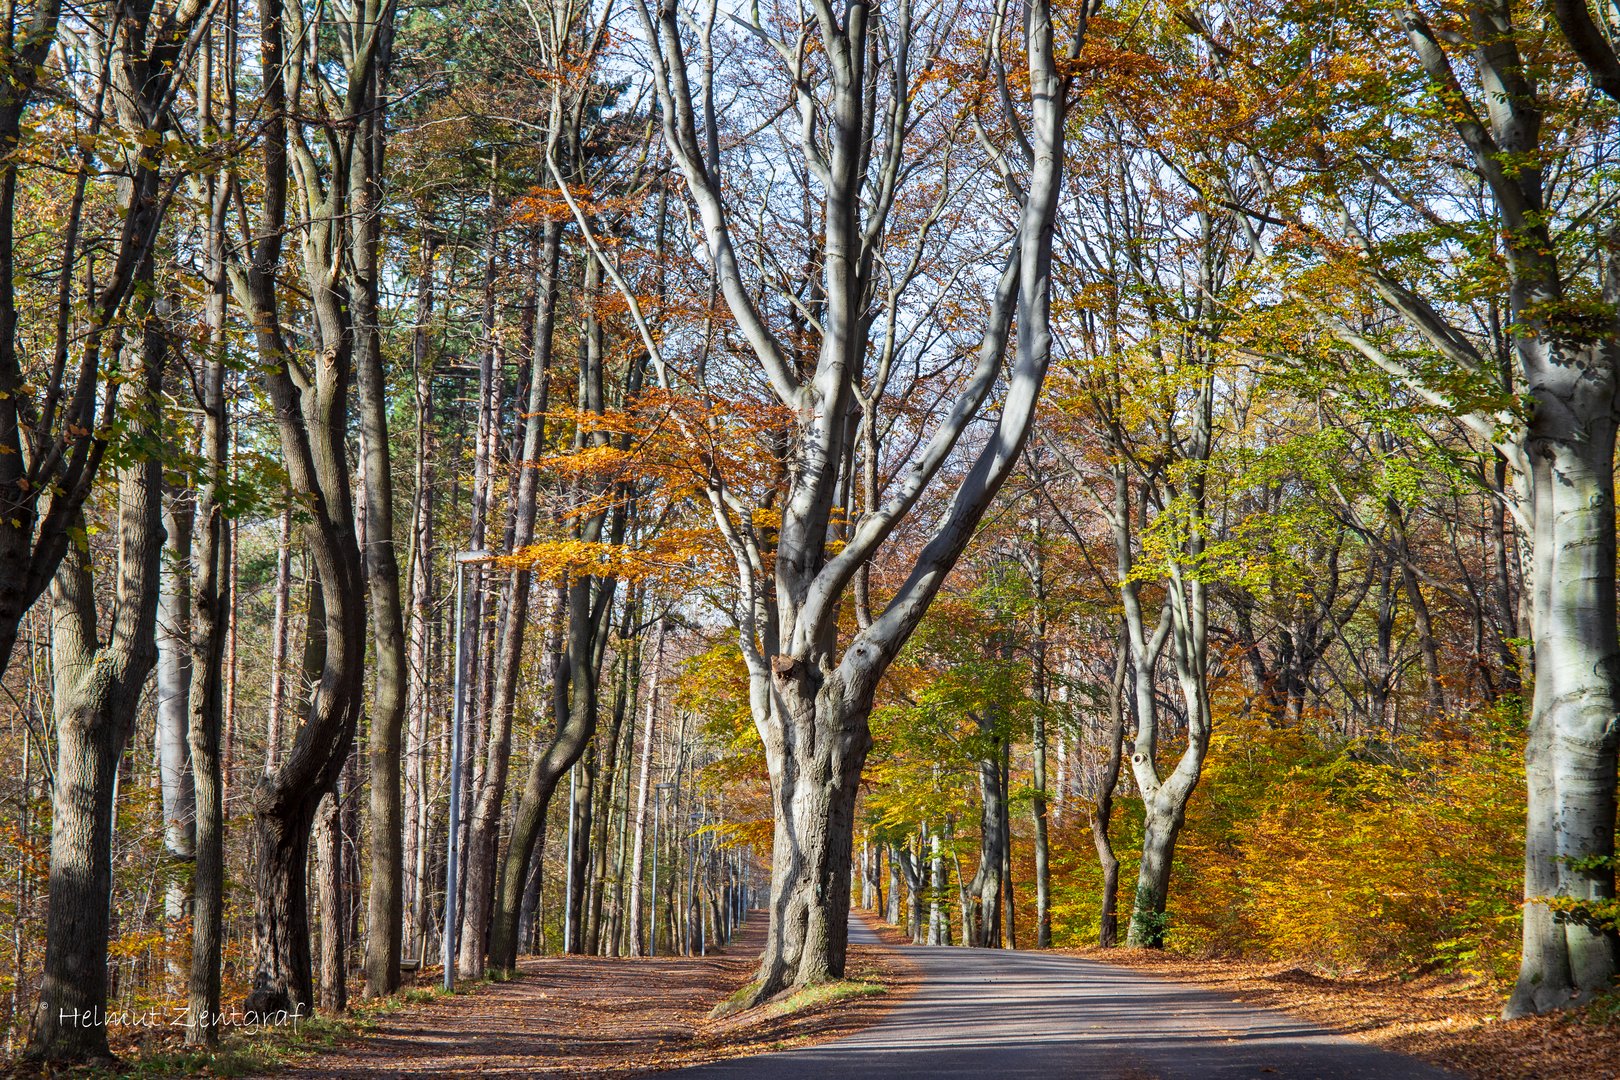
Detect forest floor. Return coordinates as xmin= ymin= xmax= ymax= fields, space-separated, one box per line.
xmin=257 ymin=914 xmax=918 ymax=1078
xmin=1069 ymin=947 xmax=1620 ymax=1080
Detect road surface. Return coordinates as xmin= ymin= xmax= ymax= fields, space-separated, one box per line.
xmin=662 ymin=919 xmax=1455 ymax=1079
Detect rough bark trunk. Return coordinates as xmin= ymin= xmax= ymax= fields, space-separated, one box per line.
xmin=186 ymin=257 xmax=231 ymax=1044
xmin=27 ymin=344 xmax=163 ymax=1064
xmin=314 ymin=790 xmax=347 ymax=1013
xmin=747 ymin=675 xmax=872 ymax=998
xmin=402 ymin=236 xmax=438 ymax=964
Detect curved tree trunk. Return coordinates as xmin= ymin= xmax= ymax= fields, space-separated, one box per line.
xmin=458 ymin=221 xmax=561 ymax=978
xmin=746 ymin=671 xmax=872 ymax=999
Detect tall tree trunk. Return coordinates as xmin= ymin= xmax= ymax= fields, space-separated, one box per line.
xmin=314 ymin=790 xmax=347 ymax=1013
xmin=1090 ymin=636 xmax=1128 ymax=947
xmin=1508 ymin=385 xmax=1620 ymax=1015
xmin=186 ymin=152 xmax=232 ymax=1040
xmin=265 ymin=497 xmax=293 ymax=774
xmin=567 ymin=751 xmax=596 ymax=953
xmin=27 ymin=325 xmax=164 ymax=1064
xmin=968 ymin=730 xmax=1004 ymax=948
xmin=354 ymin=8 xmax=405 ymax=996
xmin=627 ymin=618 xmax=666 ymax=956
xmin=1031 ymin=597 xmax=1051 ymax=949
xmin=1001 ymin=741 xmax=1016 ymax=949
xmin=402 ymin=237 xmax=439 ymax=963
xmin=588 ymin=621 xmax=635 ymax=953
xmin=156 ymin=492 xmax=196 ymax=955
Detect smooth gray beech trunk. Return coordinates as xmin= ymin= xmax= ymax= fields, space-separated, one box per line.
xmin=968 ymin=728 xmax=1005 ymax=948
xmin=627 ymin=619 xmax=668 ymax=956
xmin=156 ymin=495 xmax=196 ymax=940
xmin=620 ymin=0 xmax=1085 ymax=1002
xmin=1090 ymin=636 xmax=1128 ymax=946
xmin=1380 ymin=5 xmax=1620 ymax=1015
xmin=1113 ymin=363 xmax=1215 ymax=948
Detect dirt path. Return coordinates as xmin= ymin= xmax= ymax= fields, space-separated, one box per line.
xmin=271 ymin=916 xmax=912 ymax=1078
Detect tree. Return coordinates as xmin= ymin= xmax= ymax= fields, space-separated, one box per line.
xmin=588 ymin=0 xmax=1090 ymax=1002
xmin=1201 ymin=0 xmax=1620 ymax=1014
xmin=26 ymin=313 xmax=165 ymax=1065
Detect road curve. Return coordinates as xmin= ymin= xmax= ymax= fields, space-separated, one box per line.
xmin=661 ymin=918 xmax=1456 ymax=1080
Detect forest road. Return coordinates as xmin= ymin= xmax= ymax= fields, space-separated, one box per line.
xmin=660 ymin=918 xmax=1457 ymax=1080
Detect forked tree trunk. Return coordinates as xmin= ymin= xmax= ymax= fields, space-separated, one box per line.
xmin=27 ymin=350 xmax=164 ymax=1064
xmin=748 ymin=675 xmax=871 ymax=999
xmin=629 ymin=0 xmax=1078 ymax=1008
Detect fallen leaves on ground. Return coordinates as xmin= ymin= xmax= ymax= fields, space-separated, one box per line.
xmin=269 ymin=914 xmax=916 ymax=1078
xmin=1065 ymin=947 xmax=1620 ymax=1080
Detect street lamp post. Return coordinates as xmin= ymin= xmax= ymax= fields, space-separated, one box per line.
xmin=563 ymin=763 xmax=578 ymax=952
xmin=650 ymin=781 xmax=675 ymax=956
xmin=444 ymin=550 xmax=490 ymax=992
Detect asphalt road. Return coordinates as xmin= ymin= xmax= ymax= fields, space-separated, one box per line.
xmin=661 ymin=919 xmax=1456 ymax=1080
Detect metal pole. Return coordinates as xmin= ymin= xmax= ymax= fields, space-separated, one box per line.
xmin=563 ymin=764 xmax=578 ymax=952
xmin=649 ymin=791 xmax=660 ymax=957
xmin=444 ymin=551 xmax=488 ymax=992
